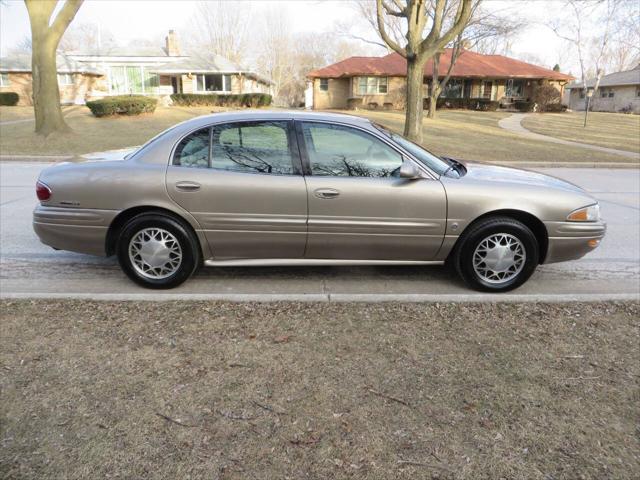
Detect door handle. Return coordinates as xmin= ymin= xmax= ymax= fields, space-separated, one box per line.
xmin=175 ymin=181 xmax=201 ymax=192
xmin=314 ymin=188 xmax=340 ymax=199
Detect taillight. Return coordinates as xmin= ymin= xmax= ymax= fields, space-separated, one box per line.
xmin=36 ymin=181 xmax=51 ymax=201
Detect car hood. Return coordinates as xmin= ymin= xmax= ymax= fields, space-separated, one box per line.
xmin=460 ymin=162 xmax=586 ymax=194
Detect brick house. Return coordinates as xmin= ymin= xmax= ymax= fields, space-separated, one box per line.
xmin=565 ymin=65 xmax=640 ymax=113
xmin=0 ymin=30 xmax=272 ymax=106
xmin=306 ymin=49 xmax=573 ymax=110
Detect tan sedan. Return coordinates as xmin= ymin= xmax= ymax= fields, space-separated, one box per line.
xmin=33 ymin=111 xmax=605 ymax=291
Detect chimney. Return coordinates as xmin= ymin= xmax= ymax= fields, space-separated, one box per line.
xmin=165 ymin=30 xmax=180 ymax=56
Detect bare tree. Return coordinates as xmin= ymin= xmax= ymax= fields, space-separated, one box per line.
xmin=25 ymin=0 xmax=83 ymax=136
xmin=59 ymin=22 xmax=117 ymax=55
xmin=374 ymin=0 xmax=475 ymax=142
xmin=549 ymin=0 xmax=616 ymax=127
xmin=426 ymin=4 xmax=524 ymax=119
xmin=188 ymin=0 xmax=252 ymax=64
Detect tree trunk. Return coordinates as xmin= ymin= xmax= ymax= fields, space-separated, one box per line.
xmin=31 ymin=38 xmax=68 ymax=135
xmin=404 ymin=56 xmax=426 ymax=142
xmin=427 ymin=87 xmax=439 ymax=119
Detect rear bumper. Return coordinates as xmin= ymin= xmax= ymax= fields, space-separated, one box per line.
xmin=33 ymin=205 xmax=118 ymax=256
xmin=543 ymin=220 xmax=606 ymax=264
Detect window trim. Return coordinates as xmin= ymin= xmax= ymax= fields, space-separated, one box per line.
xmin=0 ymin=72 xmax=11 ymax=87
xmin=193 ymin=73 xmax=232 ymax=93
xmin=356 ymin=76 xmax=388 ymax=95
xmin=57 ymin=73 xmax=74 ymax=86
xmin=108 ymin=65 xmax=159 ymax=95
xmin=319 ymin=78 xmax=329 ymax=92
xmin=294 ymin=120 xmax=436 ymax=180
xmin=170 ymin=119 xmax=303 ymax=176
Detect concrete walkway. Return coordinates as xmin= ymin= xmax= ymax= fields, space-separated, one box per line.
xmin=498 ymin=113 xmax=640 ymax=160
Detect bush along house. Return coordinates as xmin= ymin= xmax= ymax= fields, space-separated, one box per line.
xmin=0 ymin=30 xmax=272 ymax=106
xmin=306 ymin=49 xmax=573 ymax=111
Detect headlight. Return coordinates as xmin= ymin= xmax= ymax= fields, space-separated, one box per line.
xmin=567 ymin=204 xmax=600 ymax=222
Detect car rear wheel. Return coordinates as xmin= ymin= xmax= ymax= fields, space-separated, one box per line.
xmin=452 ymin=217 xmax=539 ymax=292
xmin=117 ymin=213 xmax=200 ymax=289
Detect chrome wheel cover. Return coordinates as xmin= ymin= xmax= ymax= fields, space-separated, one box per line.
xmin=128 ymin=228 xmax=182 ymax=280
xmin=473 ymin=233 xmax=526 ymax=284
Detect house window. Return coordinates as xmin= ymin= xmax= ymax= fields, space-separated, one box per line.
xmin=195 ymin=74 xmax=232 ymax=92
xmin=57 ymin=73 xmax=74 ymax=86
xmin=481 ymin=81 xmax=493 ymax=99
xmin=319 ymin=78 xmax=329 ymax=91
xmin=442 ymin=79 xmax=463 ymax=98
xmin=108 ymin=66 xmax=159 ymax=94
xmin=505 ymin=79 xmax=524 ymax=98
xmin=357 ymin=76 xmax=387 ymax=95
xmin=0 ymin=73 xmax=10 ymax=87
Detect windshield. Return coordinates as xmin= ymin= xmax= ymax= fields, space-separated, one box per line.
xmin=373 ymin=123 xmax=452 ymax=176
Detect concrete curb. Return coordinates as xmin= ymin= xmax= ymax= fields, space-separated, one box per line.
xmin=2 ymin=292 xmax=638 ymax=303
xmin=0 ymin=155 xmax=74 ymax=162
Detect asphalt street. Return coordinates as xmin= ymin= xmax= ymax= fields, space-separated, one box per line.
xmin=1 ymin=162 xmax=638 ymax=300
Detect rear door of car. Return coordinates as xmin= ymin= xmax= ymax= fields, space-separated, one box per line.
xmin=166 ymin=119 xmax=308 ymax=259
xmin=295 ymin=120 xmax=447 ymax=260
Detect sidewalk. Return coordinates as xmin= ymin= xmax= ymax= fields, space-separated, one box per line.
xmin=498 ymin=113 xmax=640 ymax=161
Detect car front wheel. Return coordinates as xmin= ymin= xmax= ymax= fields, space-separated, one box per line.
xmin=453 ymin=217 xmax=539 ymax=292
xmin=117 ymin=213 xmax=200 ymax=289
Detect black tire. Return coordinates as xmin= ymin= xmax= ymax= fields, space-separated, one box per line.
xmin=116 ymin=213 xmax=200 ymax=289
xmin=451 ymin=216 xmax=539 ymax=292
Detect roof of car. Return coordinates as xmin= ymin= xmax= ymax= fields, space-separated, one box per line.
xmin=179 ymin=110 xmax=373 ymax=129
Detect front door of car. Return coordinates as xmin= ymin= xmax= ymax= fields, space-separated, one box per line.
xmin=166 ymin=120 xmax=307 ymax=259
xmin=296 ymin=121 xmax=447 ymax=260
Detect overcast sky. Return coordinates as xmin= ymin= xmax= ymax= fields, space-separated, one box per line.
xmin=0 ymin=0 xmax=583 ymax=74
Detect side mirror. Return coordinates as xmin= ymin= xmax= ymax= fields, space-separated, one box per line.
xmin=399 ymin=159 xmax=422 ymax=179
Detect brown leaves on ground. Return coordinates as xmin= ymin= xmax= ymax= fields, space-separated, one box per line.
xmin=1 ymin=300 xmax=638 ymax=479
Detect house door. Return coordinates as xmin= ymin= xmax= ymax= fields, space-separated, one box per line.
xmin=482 ymin=81 xmax=493 ymax=99
xmin=171 ymin=76 xmax=181 ymax=94
xmin=463 ymin=80 xmax=472 ymax=99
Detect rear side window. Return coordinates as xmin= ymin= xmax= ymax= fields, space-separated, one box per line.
xmin=173 ymin=127 xmax=210 ymax=168
xmin=211 ymin=121 xmax=295 ymax=175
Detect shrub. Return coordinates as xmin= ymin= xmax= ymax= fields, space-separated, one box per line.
xmin=544 ymin=103 xmax=568 ymax=113
xmin=532 ymin=84 xmax=561 ymax=112
xmin=0 ymin=92 xmax=19 ymax=106
xmin=514 ymin=100 xmax=535 ymax=112
xmin=170 ymin=93 xmax=272 ymax=108
xmin=474 ymin=99 xmax=500 ymax=111
xmin=347 ymin=98 xmax=363 ymax=110
xmin=86 ymin=95 xmax=157 ymax=117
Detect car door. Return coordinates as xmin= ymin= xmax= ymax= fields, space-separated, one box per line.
xmin=297 ymin=121 xmax=447 ymax=260
xmin=166 ymin=120 xmax=307 ymax=259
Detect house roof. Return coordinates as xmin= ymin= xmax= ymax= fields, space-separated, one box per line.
xmin=566 ymin=64 xmax=640 ymax=89
xmin=150 ymin=54 xmax=272 ymax=84
xmin=308 ymin=50 xmax=574 ymax=81
xmin=0 ymin=53 xmax=103 ymax=75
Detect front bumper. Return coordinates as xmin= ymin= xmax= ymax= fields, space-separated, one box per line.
xmin=543 ymin=220 xmax=606 ymax=264
xmin=33 ymin=205 xmax=118 ymax=256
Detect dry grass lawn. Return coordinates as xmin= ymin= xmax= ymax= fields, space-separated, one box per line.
xmin=1 ymin=105 xmax=637 ymax=164
xmin=522 ymin=112 xmax=640 ymax=153
xmin=0 ymin=105 xmax=218 ymax=156
xmin=358 ymin=109 xmax=637 ymax=164
xmin=1 ymin=300 xmax=638 ymax=480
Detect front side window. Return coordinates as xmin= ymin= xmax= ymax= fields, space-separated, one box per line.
xmin=301 ymin=122 xmax=402 ymax=178
xmin=109 ymin=66 xmax=159 ymax=94
xmin=211 ymin=121 xmax=294 ymax=175
xmin=196 ymin=74 xmax=232 ymax=92
xmin=319 ymin=78 xmax=329 ymax=91
xmin=357 ymin=76 xmax=387 ymax=95
xmin=0 ymin=73 xmax=10 ymax=86
xmin=173 ymin=128 xmax=210 ymax=168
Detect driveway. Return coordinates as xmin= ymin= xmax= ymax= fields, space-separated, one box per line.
xmin=1 ymin=162 xmax=638 ymax=301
